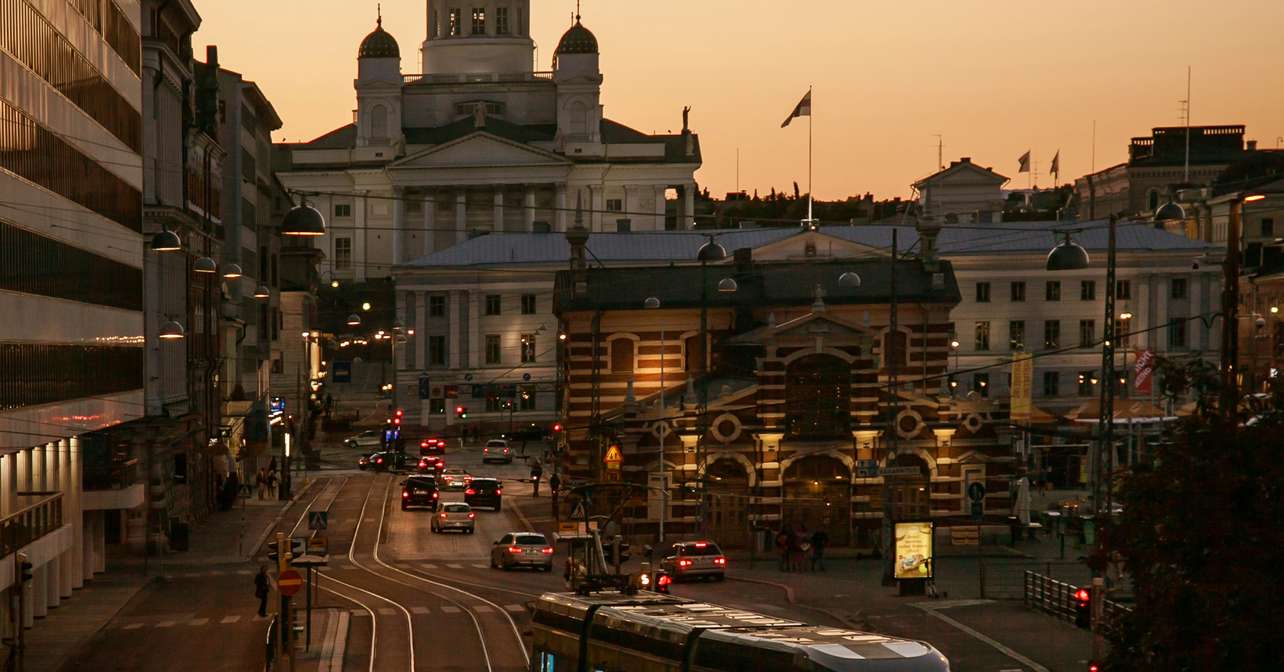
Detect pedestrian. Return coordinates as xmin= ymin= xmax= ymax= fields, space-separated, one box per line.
xmin=810 ymin=529 xmax=830 ymax=572
xmin=531 ymin=462 xmax=543 ymax=498
xmin=775 ymin=527 xmax=791 ymax=572
xmin=254 ymin=565 xmax=270 ymax=617
xmin=256 ymin=468 xmax=267 ymax=500
xmin=549 ymin=472 xmax=561 ymax=518
xmin=267 ymin=467 xmax=278 ymax=499
xmin=790 ymin=524 xmax=808 ymax=572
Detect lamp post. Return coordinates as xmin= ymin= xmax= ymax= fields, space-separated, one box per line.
xmin=644 ymin=296 xmax=667 ymax=544
xmin=694 ymin=237 xmax=737 ymax=536
xmin=949 ymin=338 xmax=961 ymax=395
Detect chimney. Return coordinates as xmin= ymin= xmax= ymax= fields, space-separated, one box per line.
xmin=206 ymin=45 xmax=219 ymax=68
xmin=1247 ymin=139 xmax=1258 ymax=152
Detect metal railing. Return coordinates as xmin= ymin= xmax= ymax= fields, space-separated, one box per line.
xmin=1 ymin=493 xmax=64 ymax=557
xmin=1024 ymin=570 xmax=1133 ymax=634
xmin=403 ymin=71 xmax=553 ymax=85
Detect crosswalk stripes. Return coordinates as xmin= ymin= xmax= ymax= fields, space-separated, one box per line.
xmin=470 ymin=563 xmax=488 ymax=569
xmin=419 ymin=564 xmax=438 ymax=571
xmin=221 ymin=615 xmax=241 ymax=624
xmin=441 ymin=606 xmax=460 ymax=614
xmin=504 ymin=604 xmax=526 ymax=613
xmin=410 ymin=607 xmax=430 ymax=615
xmin=377 ymin=608 xmax=397 ymax=616
xmin=156 ymin=621 xmax=176 ymax=628
xmin=122 ymin=623 xmax=144 ymax=630
xmin=445 ymin=563 xmax=462 ymax=569
xmin=189 ymin=618 xmax=209 ymax=626
xmin=472 ymin=605 xmax=493 ymax=614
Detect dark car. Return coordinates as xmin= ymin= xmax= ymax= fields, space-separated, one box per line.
xmin=356 ymin=451 xmax=378 ymax=470
xmin=401 ymin=476 xmax=440 ymax=510
xmin=417 ymin=455 xmax=446 ymax=475
xmin=465 ymin=478 xmax=503 ymax=511
xmin=368 ymin=451 xmax=410 ymax=473
xmin=419 ymin=437 xmax=446 ymax=456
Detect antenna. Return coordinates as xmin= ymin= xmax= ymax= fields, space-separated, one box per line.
xmin=1181 ymin=66 xmax=1192 ymax=182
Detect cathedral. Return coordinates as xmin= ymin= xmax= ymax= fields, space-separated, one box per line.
xmin=276 ymin=1 xmax=704 ymax=282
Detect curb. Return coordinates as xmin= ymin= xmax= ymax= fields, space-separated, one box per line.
xmin=246 ymin=478 xmax=320 ymax=561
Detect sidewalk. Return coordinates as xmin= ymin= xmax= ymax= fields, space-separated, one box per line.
xmin=19 ymin=479 xmax=320 ymax=672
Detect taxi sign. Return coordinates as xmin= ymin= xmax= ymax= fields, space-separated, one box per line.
xmin=277 ymin=568 xmax=304 ymax=597
xmin=603 ymin=444 xmax=623 ymax=465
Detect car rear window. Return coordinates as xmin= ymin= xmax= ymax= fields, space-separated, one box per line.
xmin=515 ymin=534 xmax=546 ymax=546
xmin=471 ymin=479 xmax=499 ymax=490
xmin=680 ymin=543 xmax=723 ymax=556
xmin=444 ymin=504 xmax=470 ymax=513
xmin=486 ymin=440 xmax=506 ymax=447
xmin=407 ymin=478 xmax=436 ymax=487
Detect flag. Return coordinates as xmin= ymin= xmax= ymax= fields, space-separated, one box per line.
xmin=1134 ymin=348 xmax=1156 ymax=394
xmin=1018 ymin=150 xmax=1031 ymax=173
xmin=781 ymin=91 xmax=811 ymax=128
xmin=1050 ymin=151 xmax=1061 ymax=179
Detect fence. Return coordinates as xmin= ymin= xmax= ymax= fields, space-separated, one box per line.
xmin=1023 ymin=570 xmax=1133 ymax=635
xmin=0 ymin=493 xmax=64 ymax=557
xmin=973 ymin=558 xmax=1089 ymax=600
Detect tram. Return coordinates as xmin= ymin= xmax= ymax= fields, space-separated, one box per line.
xmin=529 ymin=590 xmax=950 ymax=672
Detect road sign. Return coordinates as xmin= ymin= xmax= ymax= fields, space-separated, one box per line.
xmin=603 ymin=444 xmax=623 ymax=466
xmin=306 ymin=536 xmax=327 ymax=555
xmin=967 ymin=482 xmax=987 ymax=502
xmin=292 ymin=554 xmax=328 ymax=568
xmin=879 ymin=466 xmax=922 ymax=477
xmin=277 ymin=568 xmax=303 ymax=597
xmin=308 ymin=511 xmax=328 ymax=531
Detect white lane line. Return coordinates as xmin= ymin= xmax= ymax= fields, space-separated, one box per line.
xmin=410 ymin=606 xmax=430 ymax=615
xmin=908 ymin=603 xmax=1050 ymax=672
xmin=376 ymin=607 xmax=397 ymax=616
xmin=221 ymin=615 xmax=241 ymax=624
xmin=349 ymin=609 xmax=370 ymax=617
xmin=472 ymin=605 xmax=493 ymax=614
xmin=123 ymin=623 xmax=144 ymax=630
xmin=189 ymin=618 xmax=209 ymax=626
xmin=440 ymin=606 xmax=460 ymax=614
xmin=445 ymin=563 xmax=463 ymax=569
xmin=420 ymin=564 xmax=438 ymax=571
xmin=470 ymin=563 xmax=488 ymax=569
xmin=504 ymin=604 xmax=525 ymax=613
xmin=156 ymin=621 xmax=176 ymax=628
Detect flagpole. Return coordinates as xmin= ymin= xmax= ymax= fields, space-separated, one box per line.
xmin=807 ymin=84 xmax=814 ymax=226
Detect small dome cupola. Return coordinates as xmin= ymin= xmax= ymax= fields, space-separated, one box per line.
xmin=555 ymin=19 xmax=598 ymax=55
xmin=359 ymin=10 xmax=400 ymax=59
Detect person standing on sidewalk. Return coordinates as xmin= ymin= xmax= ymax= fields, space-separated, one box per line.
xmin=549 ymin=472 xmax=561 ymax=518
xmin=810 ymin=529 xmax=829 ymax=572
xmin=254 ymin=565 xmax=270 ymax=617
xmin=531 ymin=461 xmax=543 ymax=497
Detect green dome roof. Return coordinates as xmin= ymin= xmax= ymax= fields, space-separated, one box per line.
xmin=359 ymin=19 xmax=400 ymax=59
xmin=555 ymin=21 xmax=598 ymax=55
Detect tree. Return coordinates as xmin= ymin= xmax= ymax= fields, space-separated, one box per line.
xmin=1103 ymin=360 xmax=1284 ymax=670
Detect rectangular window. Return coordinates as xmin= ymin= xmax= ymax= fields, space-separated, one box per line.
xmin=1046 ymin=281 xmax=1061 ymax=301
xmin=429 ymin=295 xmax=446 ymax=317
xmin=1263 ymin=218 xmax=1275 ymax=239
xmin=1010 ymin=281 xmax=1026 ymax=302
xmin=521 ymin=294 xmax=537 ymax=315
xmin=974 ymin=321 xmax=991 ymax=351
xmin=606 ymin=199 xmax=624 ymax=212
xmin=1081 ymin=281 xmax=1096 ymax=301
xmin=1169 ymin=320 xmax=1187 ymax=349
xmin=1115 ymin=279 xmax=1131 ymax=300
xmin=1115 ymin=319 xmax=1131 ymax=348
xmin=973 ymin=373 xmax=990 ymax=398
xmin=428 ymin=336 xmax=446 ymax=366
xmin=334 ymin=204 xmax=352 ymax=218
xmin=485 ymin=294 xmax=501 ymax=315
xmin=485 ymin=335 xmax=501 ymax=364
xmin=334 ymin=238 xmax=352 ymax=271
xmin=1044 ymin=321 xmax=1060 ymax=349
xmin=472 ymin=7 xmax=486 ymax=34
xmin=449 ymin=8 xmax=461 ymax=35
xmin=520 ymin=386 xmax=536 ymax=411
xmin=1171 ymin=278 xmax=1188 ymax=299
xmin=495 ymin=6 xmax=510 ymax=34
xmin=1009 ymin=321 xmax=1025 ymax=351
xmin=975 ymin=282 xmax=991 ymax=303
xmin=1078 ymin=371 xmax=1096 ymax=396
xmin=1079 ymin=320 xmax=1096 ymax=348
xmin=615 ymin=219 xmax=632 ymax=233
xmin=1042 ymin=371 xmax=1060 ymax=397
xmin=521 ymin=334 xmax=537 ymax=363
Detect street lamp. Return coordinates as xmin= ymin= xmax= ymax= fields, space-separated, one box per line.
xmin=346 ymin=314 xmax=361 ymax=327
xmin=693 ymin=236 xmax=736 ymax=536
xmin=281 ymin=201 xmax=327 ymax=237
xmin=253 ymin=284 xmax=271 ymax=300
xmin=222 ymin=263 xmax=243 ymax=280
xmin=159 ymin=318 xmax=186 ymax=340
xmin=193 ymin=256 xmax=217 ymax=274
xmin=151 ymin=229 xmax=182 ymax=252
xmin=644 ymin=295 xmax=668 ymax=543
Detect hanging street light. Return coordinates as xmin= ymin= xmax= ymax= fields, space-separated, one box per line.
xmin=159 ymin=319 xmax=186 ymax=340
xmin=253 ymin=284 xmax=271 ymax=300
xmin=222 ymin=263 xmax=243 ymax=280
xmin=281 ymin=201 xmax=327 ymax=237
xmin=151 ymin=229 xmax=182 ymax=252
xmin=193 ymin=256 xmax=217 ymax=273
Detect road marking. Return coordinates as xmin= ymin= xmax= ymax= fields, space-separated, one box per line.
xmin=377 ymin=607 xmax=397 ymax=616
xmin=420 ymin=564 xmax=438 ymax=571
xmin=364 ymin=517 xmax=377 ymax=524
xmin=504 ymin=604 xmax=526 ymax=613
xmin=908 ymin=603 xmax=1050 ymax=672
xmin=440 ymin=606 xmax=460 ymax=614
xmin=410 ymin=606 xmax=430 ymax=615
xmin=221 ymin=615 xmax=242 ymax=624
xmin=472 ymin=605 xmax=493 ymax=614
xmin=156 ymin=620 xmax=176 ymax=628
xmin=235 ymin=570 xmax=253 ymax=575
xmin=123 ymin=623 xmax=144 ymax=630
xmin=470 ymin=563 xmax=488 ymax=569
xmin=189 ymin=618 xmax=209 ymax=626
xmin=207 ymin=571 xmax=225 ymax=577
xmin=445 ymin=563 xmax=462 ymax=569
xmin=349 ymin=609 xmax=370 ymax=617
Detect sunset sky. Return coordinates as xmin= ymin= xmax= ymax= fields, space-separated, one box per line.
xmin=194 ymin=0 xmax=1284 ymax=199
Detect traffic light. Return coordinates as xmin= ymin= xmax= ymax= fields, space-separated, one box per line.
xmin=17 ymin=552 xmax=32 ymax=583
xmin=395 ymin=408 xmax=404 ymax=419
xmin=552 ymin=422 xmax=563 ymax=433
xmin=455 ymin=405 xmax=468 ymax=419
xmin=1073 ymin=587 xmax=1092 ymax=629
xmin=1087 ymin=662 xmax=1100 ymax=672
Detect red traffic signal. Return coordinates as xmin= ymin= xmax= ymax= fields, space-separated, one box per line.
xmin=395 ymin=408 xmax=404 ymax=418
xmin=552 ymin=422 xmax=563 ymax=433
xmin=1074 ymin=588 xmax=1090 ymax=605
xmin=455 ymin=405 xmax=465 ymax=415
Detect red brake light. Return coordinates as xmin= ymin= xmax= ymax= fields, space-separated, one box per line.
xmin=465 ymin=488 xmax=476 ymax=495
xmin=541 ymin=547 xmax=554 ymax=555
xmin=713 ymin=557 xmax=727 ymax=566
xmin=439 ymin=513 xmax=447 ymax=519
xmin=1088 ymin=664 xmax=1100 ymax=672
xmin=678 ymin=559 xmax=693 ymax=568
xmin=431 ymin=492 xmax=439 ymax=498
xmin=694 ymin=542 xmax=707 ymax=548
xmin=467 ymin=512 xmax=476 ymax=519
xmin=1074 ymin=588 xmax=1090 ymax=604
xmin=402 ymin=491 xmax=409 ymax=498
xmin=508 ymin=546 xmax=522 ymax=554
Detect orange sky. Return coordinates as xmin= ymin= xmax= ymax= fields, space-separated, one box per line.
xmin=194 ymin=0 xmax=1284 ymax=199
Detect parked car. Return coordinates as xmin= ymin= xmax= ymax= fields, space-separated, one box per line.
xmin=490 ymin=532 xmax=553 ymax=571
xmin=440 ymin=468 xmax=471 ymax=490
xmin=419 ymin=437 xmax=446 ymax=456
xmin=482 ymin=439 xmax=513 ymax=464
xmin=345 ymin=430 xmax=385 ymax=450
xmin=368 ymin=451 xmax=410 ymax=473
xmin=401 ymin=476 xmax=440 ymax=511
xmin=465 ymin=478 xmax=503 ymax=510
xmin=356 ymin=451 xmax=378 ymax=470
xmin=659 ymin=540 xmax=727 ymax=582
xmin=431 ymin=502 xmax=476 ymax=534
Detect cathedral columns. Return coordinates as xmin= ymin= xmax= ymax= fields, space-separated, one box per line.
xmin=422 ymin=193 xmax=435 ymax=257
xmin=392 ymin=186 xmax=405 ymax=264
xmin=493 ymin=189 xmax=504 ymax=232
xmin=455 ymin=190 xmax=467 ymax=244
xmin=590 ymin=185 xmax=605 ymax=232
xmin=524 ymin=187 xmax=537 ymax=231
xmin=654 ymin=185 xmax=667 ymax=231
xmin=555 ymin=184 xmax=568 ymax=231
xmin=683 ymin=183 xmax=695 ymax=230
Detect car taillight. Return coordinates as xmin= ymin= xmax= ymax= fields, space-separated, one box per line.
xmin=483 ymin=448 xmax=488 ymax=453
xmin=439 ymin=513 xmax=447 ymax=519
xmin=503 ymin=448 xmax=509 ymax=454
xmin=658 ymin=574 xmax=671 ymax=586
xmin=713 ymin=557 xmax=727 ymax=566
xmin=508 ymin=546 xmax=522 ymax=554
xmin=467 ymin=512 xmax=475 ymax=519
xmin=1074 ymin=588 xmax=1090 ymax=605
xmin=541 ymin=547 xmax=554 ymax=555
xmin=678 ymin=559 xmax=692 ymax=568
xmin=495 ymin=488 xmax=503 ymax=495
xmin=694 ymin=542 xmax=707 ymax=548
xmin=465 ymin=488 xmax=476 ymax=495
xmin=375 ymin=457 xmax=383 ymax=464
xmin=402 ymin=491 xmax=409 ymax=498
xmin=432 ymin=491 xmax=439 ymax=498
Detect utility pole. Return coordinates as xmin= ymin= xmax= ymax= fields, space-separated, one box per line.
xmin=881 ymin=228 xmax=899 ymax=586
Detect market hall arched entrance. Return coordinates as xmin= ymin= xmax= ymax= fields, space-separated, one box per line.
xmin=705 ymin=457 xmax=751 ymax=548
xmin=782 ymin=454 xmax=851 ymax=547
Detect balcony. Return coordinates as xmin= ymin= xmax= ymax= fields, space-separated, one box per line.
xmin=1 ymin=493 xmax=63 ymax=558
xmin=403 ymin=71 xmax=552 ymax=86
xmin=82 ymin=440 xmax=145 ymax=511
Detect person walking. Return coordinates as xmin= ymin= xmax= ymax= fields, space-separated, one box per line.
xmin=775 ymin=527 xmax=792 ymax=572
xmin=810 ymin=529 xmax=830 ymax=572
xmin=254 ymin=565 xmax=270 ymax=617
xmin=530 ymin=461 xmax=543 ymax=497
xmin=790 ymin=523 xmax=808 ymax=572
xmin=256 ymin=468 xmax=267 ymax=500
xmin=267 ymin=467 xmax=278 ymax=500
xmin=549 ymin=472 xmax=561 ymax=519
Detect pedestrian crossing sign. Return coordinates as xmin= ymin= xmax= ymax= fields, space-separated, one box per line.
xmin=604 ymin=444 xmax=623 ymax=466
xmin=308 ymin=511 xmax=328 ymax=531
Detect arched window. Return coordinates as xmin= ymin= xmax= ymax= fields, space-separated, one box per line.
xmin=786 ymin=355 xmax=851 ymax=438
xmin=609 ymin=338 xmax=634 ymax=373
xmin=370 ymin=104 xmax=388 ymax=141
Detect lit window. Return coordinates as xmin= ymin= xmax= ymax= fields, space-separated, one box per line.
xmin=449 ymin=8 xmax=461 ymax=36
xmin=472 ymin=7 xmax=486 ymax=34
xmin=521 ymin=334 xmax=537 ymax=363
xmin=1009 ymin=321 xmax=1025 ymax=351
xmin=1044 ymin=321 xmax=1060 ymax=349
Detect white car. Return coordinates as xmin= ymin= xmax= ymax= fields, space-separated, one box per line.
xmin=344 ymin=430 xmax=384 ymax=450
xmin=431 ymin=502 xmax=476 ymax=534
xmin=483 ymin=439 xmax=513 ymax=464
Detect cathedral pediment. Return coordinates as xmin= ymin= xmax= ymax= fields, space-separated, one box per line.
xmin=389 ymin=132 xmax=569 ymax=170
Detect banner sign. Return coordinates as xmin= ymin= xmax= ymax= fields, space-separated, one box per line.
xmin=1134 ymin=348 xmax=1155 ymax=394
xmin=1010 ymin=352 xmax=1034 ymax=423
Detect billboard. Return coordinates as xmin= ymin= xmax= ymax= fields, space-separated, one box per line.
xmin=1010 ymin=352 xmax=1033 ymax=423
xmin=894 ymin=521 xmax=934 ymax=580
